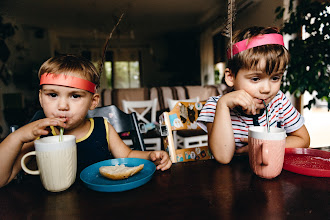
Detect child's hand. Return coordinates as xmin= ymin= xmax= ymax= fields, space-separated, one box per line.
xmin=16 ymin=118 xmax=67 ymax=143
xmin=219 ymin=90 xmax=264 ymax=115
xmin=149 ymin=151 xmax=172 ymax=171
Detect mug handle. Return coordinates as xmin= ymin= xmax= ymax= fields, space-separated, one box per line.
xmin=21 ymin=151 xmax=40 ymax=175
xmin=261 ymin=143 xmax=269 ymax=165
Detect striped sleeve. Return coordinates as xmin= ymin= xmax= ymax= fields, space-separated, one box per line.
xmin=197 ymin=96 xmax=220 ymax=132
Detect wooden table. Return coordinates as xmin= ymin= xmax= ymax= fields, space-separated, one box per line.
xmin=0 ymin=155 xmax=329 ymax=219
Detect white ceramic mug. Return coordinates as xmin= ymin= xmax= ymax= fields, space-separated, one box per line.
xmin=21 ymin=135 xmax=77 ymax=192
xmin=248 ymin=126 xmax=286 ymax=179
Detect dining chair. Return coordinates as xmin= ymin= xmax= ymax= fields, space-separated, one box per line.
xmin=28 ymin=109 xmax=45 ymax=123
xmin=166 ymin=97 xmax=208 ymax=149
xmin=167 ymin=97 xmax=200 ymax=111
xmin=122 ymin=98 xmax=161 ymax=151
xmin=87 ymin=105 xmax=146 ymax=151
xmin=159 ymin=101 xmax=213 ymax=163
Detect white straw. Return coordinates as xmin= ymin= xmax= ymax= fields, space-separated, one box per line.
xmin=59 ymin=127 xmax=64 ymax=142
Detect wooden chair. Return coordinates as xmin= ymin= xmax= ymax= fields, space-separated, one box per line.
xmin=87 ymin=105 xmax=146 ymax=151
xmin=167 ymin=97 xmax=200 ymax=111
xmin=166 ymin=97 xmax=208 ymax=149
xmin=122 ymin=98 xmax=161 ymax=151
xmin=159 ymin=101 xmax=213 ymax=163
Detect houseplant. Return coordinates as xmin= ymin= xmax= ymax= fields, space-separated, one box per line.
xmin=0 ymin=15 xmax=17 ymax=85
xmin=275 ymin=0 xmax=329 ymax=109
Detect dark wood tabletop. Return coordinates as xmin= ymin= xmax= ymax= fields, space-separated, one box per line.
xmin=0 ymin=155 xmax=329 ymax=219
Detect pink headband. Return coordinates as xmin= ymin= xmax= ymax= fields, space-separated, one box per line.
xmin=40 ymin=73 xmax=96 ymax=93
xmin=227 ymin=33 xmax=285 ymax=59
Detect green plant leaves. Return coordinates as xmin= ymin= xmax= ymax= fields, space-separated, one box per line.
xmin=276 ymin=0 xmax=329 ymax=109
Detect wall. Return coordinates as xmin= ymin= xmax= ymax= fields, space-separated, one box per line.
xmin=0 ymin=24 xmax=51 ymax=137
xmin=0 ymin=0 xmax=284 ymax=137
xmin=200 ymin=0 xmax=284 ymax=86
xmin=143 ymin=32 xmax=201 ymax=87
xmin=57 ymin=30 xmax=201 ymax=88
xmin=235 ymin=0 xmax=283 ymax=29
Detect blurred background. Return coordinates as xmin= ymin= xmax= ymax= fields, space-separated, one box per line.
xmin=0 ymin=0 xmax=329 ymax=148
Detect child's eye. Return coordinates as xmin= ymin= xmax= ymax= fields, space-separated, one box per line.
xmin=251 ymin=77 xmax=260 ymax=82
xmin=272 ymin=76 xmax=282 ymax=81
xmin=48 ymin=93 xmax=57 ymax=98
xmin=72 ymin=94 xmax=81 ymax=99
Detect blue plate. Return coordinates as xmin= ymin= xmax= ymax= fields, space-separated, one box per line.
xmin=80 ymin=158 xmax=156 ymax=192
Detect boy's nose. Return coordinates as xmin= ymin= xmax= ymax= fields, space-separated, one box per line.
xmin=260 ymin=81 xmax=271 ymax=93
xmin=58 ymin=98 xmax=69 ymax=110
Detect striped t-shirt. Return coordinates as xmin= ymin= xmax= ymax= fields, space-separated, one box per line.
xmin=197 ymin=90 xmax=304 ymax=148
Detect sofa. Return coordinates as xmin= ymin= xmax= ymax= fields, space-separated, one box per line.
xmin=99 ymin=84 xmax=228 ymax=112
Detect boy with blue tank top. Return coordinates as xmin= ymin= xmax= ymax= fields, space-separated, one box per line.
xmin=0 ymin=54 xmax=171 ymax=188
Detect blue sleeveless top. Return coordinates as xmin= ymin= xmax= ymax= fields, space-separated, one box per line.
xmin=49 ymin=117 xmax=113 ymax=174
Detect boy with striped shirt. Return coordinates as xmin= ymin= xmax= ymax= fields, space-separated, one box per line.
xmin=197 ymin=26 xmax=310 ymax=164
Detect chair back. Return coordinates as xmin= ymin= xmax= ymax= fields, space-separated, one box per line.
xmin=87 ymin=105 xmax=146 ymax=151
xmin=167 ymin=97 xmax=199 ymax=111
xmin=163 ymin=101 xmax=204 ymax=131
xmin=28 ymin=110 xmax=45 ymax=123
xmin=159 ymin=101 xmax=212 ymax=163
xmin=122 ymin=98 xmax=158 ymax=124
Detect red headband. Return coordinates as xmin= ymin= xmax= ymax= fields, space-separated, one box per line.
xmin=40 ymin=73 xmax=96 ymax=93
xmin=227 ymin=33 xmax=285 ymax=59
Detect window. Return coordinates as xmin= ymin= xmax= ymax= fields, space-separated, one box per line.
xmin=303 ymin=92 xmax=330 ymax=148
xmin=108 ymin=48 xmax=141 ymax=89
xmin=92 ymin=51 xmax=113 ymax=88
xmin=98 ymin=49 xmax=141 ymax=89
xmin=114 ymin=61 xmax=140 ymax=88
xmin=104 ymin=61 xmax=112 ymax=88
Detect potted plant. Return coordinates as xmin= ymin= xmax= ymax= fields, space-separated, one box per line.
xmin=275 ymin=0 xmax=329 ymax=109
xmin=0 ymin=15 xmax=17 ymax=85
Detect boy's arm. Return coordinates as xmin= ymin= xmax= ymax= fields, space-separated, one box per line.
xmin=127 ymin=149 xmax=172 ymax=171
xmin=285 ymin=125 xmax=310 ymax=148
xmin=0 ymin=118 xmax=67 ymax=188
xmin=106 ymin=123 xmax=171 ymax=171
xmin=0 ymin=136 xmax=34 ymax=187
xmin=207 ymin=103 xmax=236 ymax=164
xmin=207 ymin=90 xmax=264 ymax=164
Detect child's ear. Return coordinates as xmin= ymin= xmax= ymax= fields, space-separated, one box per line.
xmin=224 ymin=68 xmax=234 ymax=87
xmin=89 ymin=93 xmax=100 ymax=110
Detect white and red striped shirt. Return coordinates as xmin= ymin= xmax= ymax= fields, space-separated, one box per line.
xmin=197 ymin=90 xmax=304 ymax=148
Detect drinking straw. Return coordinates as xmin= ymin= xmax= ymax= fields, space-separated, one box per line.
xmin=262 ymin=100 xmax=270 ymax=133
xmin=59 ymin=127 xmax=64 ymax=142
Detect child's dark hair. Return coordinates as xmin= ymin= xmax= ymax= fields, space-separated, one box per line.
xmin=227 ymin=26 xmax=290 ymax=76
xmin=38 ymin=54 xmax=100 ymax=88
